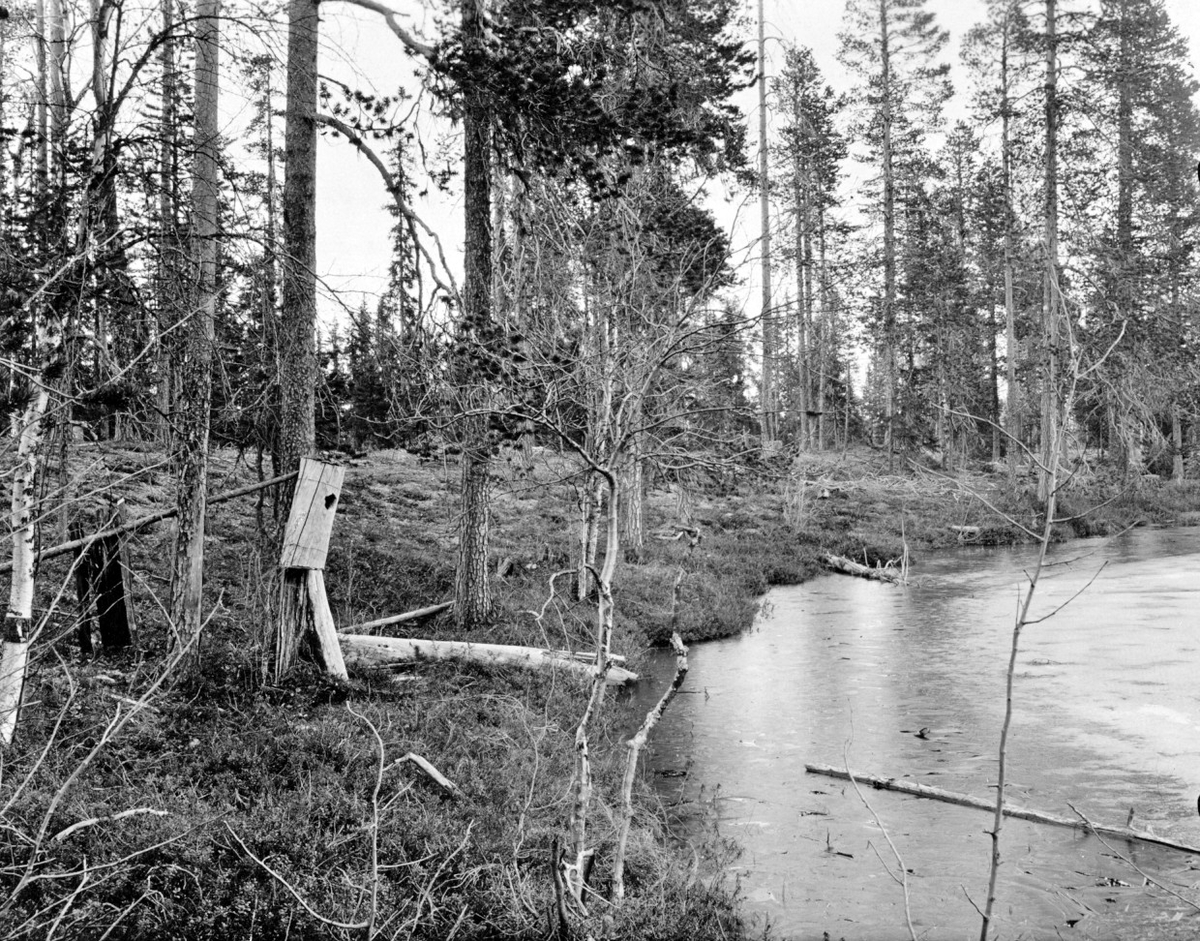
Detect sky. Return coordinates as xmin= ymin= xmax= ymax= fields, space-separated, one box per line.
xmin=306 ymin=0 xmax=1200 ymax=323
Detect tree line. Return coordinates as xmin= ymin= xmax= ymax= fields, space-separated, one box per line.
xmin=760 ymin=0 xmax=1200 ymax=494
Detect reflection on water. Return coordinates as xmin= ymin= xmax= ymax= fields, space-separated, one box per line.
xmin=638 ymin=526 xmax=1200 ymax=939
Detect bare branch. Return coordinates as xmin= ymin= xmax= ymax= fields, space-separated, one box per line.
xmin=330 ymin=0 xmax=437 ymax=59
xmin=314 ymin=113 xmax=460 ymax=301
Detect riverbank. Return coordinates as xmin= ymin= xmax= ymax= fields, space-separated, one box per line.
xmin=4 ymin=443 xmax=1197 ymax=939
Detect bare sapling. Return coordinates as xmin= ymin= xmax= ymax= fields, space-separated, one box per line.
xmin=564 ymin=470 xmax=620 ymax=913
xmin=978 ymin=264 xmax=1109 ymax=937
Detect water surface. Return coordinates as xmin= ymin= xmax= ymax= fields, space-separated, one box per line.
xmin=639 ymin=527 xmax=1200 ymax=939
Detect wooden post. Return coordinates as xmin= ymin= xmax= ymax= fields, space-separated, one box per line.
xmin=273 ymin=459 xmax=347 ymax=681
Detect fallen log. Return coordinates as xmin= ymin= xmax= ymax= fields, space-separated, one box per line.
xmin=822 ymin=554 xmax=902 ymax=583
xmin=0 ymin=470 xmax=299 ymax=576
xmin=806 ymin=763 xmax=1200 ymax=856
xmin=339 ymin=634 xmax=638 ymax=686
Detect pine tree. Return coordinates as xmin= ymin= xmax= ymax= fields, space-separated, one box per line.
xmin=838 ymin=0 xmax=952 ymax=465
xmin=962 ymin=0 xmax=1040 ymax=470
xmin=773 ymin=45 xmax=846 ymax=450
xmin=170 ymin=0 xmax=220 ymax=669
xmin=1081 ymin=0 xmax=1200 ymax=478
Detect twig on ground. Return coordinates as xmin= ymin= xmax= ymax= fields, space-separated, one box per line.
xmin=51 ymin=808 xmax=169 ymax=843
xmin=224 ymin=823 xmax=370 ymax=931
xmin=392 ymin=752 xmax=463 ymax=798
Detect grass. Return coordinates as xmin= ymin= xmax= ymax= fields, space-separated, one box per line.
xmin=2 ymin=441 xmax=1197 ymax=939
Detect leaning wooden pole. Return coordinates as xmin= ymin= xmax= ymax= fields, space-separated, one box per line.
xmin=806 ymin=764 xmax=1200 ymax=856
xmin=0 ymin=471 xmax=298 ymax=577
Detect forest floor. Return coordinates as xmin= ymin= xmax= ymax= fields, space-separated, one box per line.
xmin=5 ymin=441 xmax=1200 ymax=940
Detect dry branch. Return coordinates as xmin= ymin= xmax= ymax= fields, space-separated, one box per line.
xmin=806 ymin=763 xmax=1200 ymax=855
xmin=0 ymin=470 xmax=299 ymax=576
xmin=395 ymin=752 xmax=462 ymax=798
xmin=52 ymin=807 xmax=169 ymax=843
xmin=341 ymin=601 xmax=453 ymax=633
xmin=612 ymin=631 xmax=688 ymax=902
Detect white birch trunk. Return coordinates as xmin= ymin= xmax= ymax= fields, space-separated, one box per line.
xmin=1 ymin=385 xmax=51 ymax=745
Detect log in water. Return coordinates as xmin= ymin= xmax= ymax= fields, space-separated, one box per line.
xmin=805 ymin=762 xmax=1200 ymax=856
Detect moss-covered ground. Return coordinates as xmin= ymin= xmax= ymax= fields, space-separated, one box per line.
xmin=3 ymin=443 xmax=1197 ymax=939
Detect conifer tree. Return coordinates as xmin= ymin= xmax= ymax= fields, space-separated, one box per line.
xmin=838 ymin=0 xmax=952 ymax=465
xmin=773 ymin=45 xmax=846 ymax=450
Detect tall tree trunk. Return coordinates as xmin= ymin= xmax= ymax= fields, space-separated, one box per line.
xmin=156 ymin=0 xmax=179 ymax=443
xmin=0 ymin=25 xmax=7 ymax=216
xmin=757 ymin=0 xmax=775 ymax=449
xmin=1114 ymin=0 xmax=1138 ymax=479
xmin=35 ymin=0 xmax=48 ymax=199
xmin=1114 ymin=0 xmax=1133 ymax=265
xmin=87 ymin=0 xmax=140 ymax=436
xmin=454 ymin=0 xmax=494 ymax=630
xmin=1002 ymin=4 xmax=1019 ymax=475
xmin=46 ymin=0 xmax=71 ymax=535
xmin=793 ymin=154 xmax=811 ymax=450
xmin=279 ymin=0 xmax=318 ymax=479
xmin=817 ymin=211 xmax=830 ymax=450
xmin=879 ymin=0 xmax=897 ymax=468
xmin=989 ymin=299 xmax=1001 ymax=463
xmin=1038 ymin=0 xmax=1061 ymax=504
xmin=935 ymin=313 xmax=949 ymax=467
xmin=170 ymin=0 xmax=219 ymax=668
xmin=1171 ymin=401 xmax=1184 ymax=482
xmin=261 ymin=58 xmax=281 ymax=477
xmin=270 ymin=0 xmax=319 ymax=679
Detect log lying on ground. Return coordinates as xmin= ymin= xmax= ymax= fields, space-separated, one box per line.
xmin=339 ymin=634 xmax=637 ymax=685
xmin=806 ymin=763 xmax=1200 ymax=856
xmin=822 ymin=554 xmax=902 ymax=583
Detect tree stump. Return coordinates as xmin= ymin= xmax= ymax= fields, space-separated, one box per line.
xmin=71 ymin=507 xmax=136 ymax=656
xmin=272 ymin=459 xmax=348 ymax=681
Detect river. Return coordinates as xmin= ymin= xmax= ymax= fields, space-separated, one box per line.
xmin=638 ymin=526 xmax=1200 ymax=940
